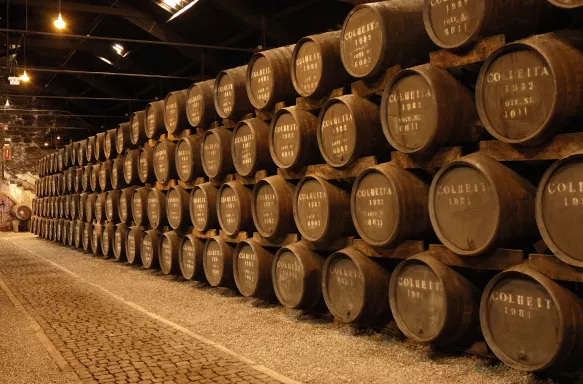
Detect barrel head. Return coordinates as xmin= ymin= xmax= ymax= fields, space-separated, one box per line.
xmin=323 ymin=254 xmax=365 ymax=322
xmin=132 ymin=190 xmax=144 ymax=225
xmin=248 ymin=55 xmax=272 ymax=109
xmin=341 ymin=6 xmax=384 ymax=78
xmin=141 ymin=233 xmax=158 ymax=269
xmin=423 ymin=0 xmax=484 ymax=49
xmin=203 ymin=239 xmax=226 ymax=287
xmin=102 ymin=227 xmax=111 ymax=257
xmin=105 ymin=194 xmax=114 ymax=222
xmin=165 ymin=93 xmax=179 ymax=133
xmin=295 ymin=179 xmax=329 ymax=241
xmin=139 ymin=150 xmax=150 ymax=183
xmin=202 ymin=132 xmax=221 ymax=178
xmin=218 ymin=185 xmax=240 ymax=234
xmin=147 ymin=190 xmax=163 ymax=229
xmin=119 ymin=193 xmax=129 ymax=223
xmin=215 ymin=72 xmax=235 ymax=118
xmin=113 ymin=226 xmax=125 ymax=260
xmin=146 ymin=105 xmax=157 ymax=138
xmin=293 ymin=40 xmax=323 ymax=97
xmin=319 ymin=101 xmax=356 ymax=167
xmin=253 ymin=183 xmax=278 ymax=237
xmin=127 ymin=228 xmax=143 ymax=265
xmin=154 ymin=144 xmax=170 ymax=183
xmin=271 ymin=110 xmax=301 ymax=168
xmin=167 ymin=188 xmax=183 ymax=229
xmin=180 ymin=236 xmax=198 ymax=280
xmin=160 ymin=237 xmax=174 ymax=274
xmin=273 ymin=250 xmax=304 ymax=308
xmin=232 ymin=121 xmax=256 ymax=176
xmin=123 ymin=152 xmax=134 ymax=184
xmin=234 ymin=243 xmax=259 ymax=297
xmin=187 ymin=85 xmax=204 ymax=127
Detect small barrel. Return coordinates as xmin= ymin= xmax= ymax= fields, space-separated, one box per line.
xmin=291 ymin=31 xmax=351 ymax=99
xmin=138 ymin=147 xmax=156 ymax=184
xmin=548 ymin=0 xmax=583 ymax=7
xmin=116 ymin=122 xmax=132 ymax=155
xmin=233 ymin=239 xmax=275 ymax=300
xmin=68 ymin=220 xmax=75 ymax=247
xmin=131 ymin=187 xmax=149 ymax=226
xmin=94 ymin=132 xmax=106 ymax=162
xmin=101 ymin=222 xmax=115 ymax=258
xmin=351 ymin=163 xmax=430 ymax=248
xmin=74 ymin=168 xmax=83 ymax=193
xmin=62 ymin=221 xmax=69 ymax=245
xmin=123 ymin=149 xmax=140 ymax=185
xmin=187 ymin=80 xmax=218 ymax=129
xmin=66 ymin=167 xmax=75 ymax=192
xmin=71 ymin=142 xmax=79 ymax=166
xmin=64 ymin=144 xmax=72 ymax=168
xmin=70 ymin=194 xmax=80 ymax=220
xmin=535 ymin=150 xmax=583 ymax=267
xmin=82 ymin=164 xmax=93 ymax=192
xmin=159 ymin=231 xmax=182 ymax=275
xmin=476 ymin=31 xmax=583 ymax=146
xmin=77 ymin=141 xmax=87 ymax=166
xmin=85 ymin=194 xmax=98 ymax=223
xmin=246 ymin=45 xmax=296 ymax=111
xmin=106 ymin=190 xmax=121 ymax=223
xmin=94 ymin=192 xmax=107 ymax=223
xmin=214 ymin=65 xmax=254 ymax=120
xmin=154 ymin=139 xmax=178 ymax=184
xmin=423 ymin=0 xmax=552 ymax=51
xmin=119 ymin=186 xmax=138 ymax=224
xmin=130 ymin=110 xmax=147 ymax=146
xmin=126 ymin=226 xmax=144 ymax=265
xmin=340 ymin=0 xmax=434 ymax=80
xmin=429 ymin=153 xmax=538 ymax=256
xmin=86 ymin=136 xmax=96 ymax=163
xmin=113 ymin=223 xmax=128 ymax=261
xmin=179 ymin=234 xmax=205 ymax=280
xmin=322 ymin=247 xmax=392 ymax=325
xmin=82 ymin=222 xmax=93 ymax=252
xmin=64 ymin=196 xmax=71 ymax=219
xmin=217 ymin=181 xmax=254 ymax=236
xmin=104 ymin=129 xmax=118 ymax=159
xmin=480 ymin=265 xmax=583 ymax=372
xmin=166 ymin=185 xmax=190 ymax=230
xmin=164 ymin=89 xmax=190 ymax=134
xmin=57 ymin=149 xmax=65 ymax=172
xmin=90 ymin=164 xmax=101 ymax=193
xmin=91 ymin=223 xmax=103 ymax=255
xmin=99 ymin=160 xmax=113 ymax=192
xmin=232 ymin=118 xmax=273 ymax=177
xmin=111 ymin=157 xmax=127 ymax=190
xmin=55 ymin=219 xmax=63 ymax=242
xmin=175 ymin=134 xmax=203 ymax=182
xmin=147 ymin=189 xmax=168 ymax=229
xmin=317 ymin=95 xmax=382 ymax=168
xmin=381 ymin=64 xmax=479 ymax=154
xmin=190 ymin=183 xmax=218 ymax=232
xmin=201 ymin=128 xmax=234 ymax=179
xmin=145 ymin=100 xmax=166 ymax=139
xmin=203 ymin=236 xmax=235 ymax=287
xmin=389 ymin=254 xmax=480 ymax=344
xmin=251 ymin=176 xmax=296 ymax=241
xmin=293 ymin=176 xmax=355 ymax=242
xmin=75 ymin=220 xmax=85 ymax=249
xmin=14 ymin=205 xmax=31 ymax=221
xmin=79 ymin=193 xmax=88 ymax=222
xmin=141 ymin=230 xmax=160 ymax=269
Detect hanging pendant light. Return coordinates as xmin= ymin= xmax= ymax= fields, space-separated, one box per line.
xmin=20 ymin=70 xmax=30 ymax=82
xmin=54 ymin=13 xmax=66 ymax=29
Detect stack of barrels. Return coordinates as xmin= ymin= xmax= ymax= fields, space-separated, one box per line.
xmin=31 ymin=0 xmax=583 ymax=375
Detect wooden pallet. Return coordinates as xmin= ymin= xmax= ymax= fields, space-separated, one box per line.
xmin=278 ymin=156 xmax=377 ymax=181
xmin=191 ymin=228 xmax=218 ymax=240
xmin=352 ymin=239 xmax=425 ymax=260
xmin=255 ymin=101 xmax=287 ymax=121
xmin=252 ymin=232 xmax=300 ymax=248
xmin=391 ymin=147 xmax=464 ymax=173
xmin=430 ymin=35 xmax=506 ymax=69
xmin=428 ymin=244 xmax=525 ymax=271
xmin=295 ymin=87 xmax=347 ymax=111
xmin=218 ymin=230 xmax=250 ymax=244
xmin=222 ymin=112 xmax=255 ymax=129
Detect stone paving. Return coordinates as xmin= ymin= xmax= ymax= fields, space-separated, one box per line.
xmin=0 ymin=237 xmax=283 ymax=384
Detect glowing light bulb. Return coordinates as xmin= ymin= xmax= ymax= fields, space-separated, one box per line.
xmin=57 ymin=136 xmax=61 ymax=140
xmin=54 ymin=13 xmax=66 ymax=30
xmin=44 ymin=142 xmax=48 ymax=147
xmin=21 ymin=70 xmax=30 ymax=82
xmin=4 ymin=99 xmax=10 ymax=108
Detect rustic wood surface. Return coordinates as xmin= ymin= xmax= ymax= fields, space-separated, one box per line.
xmin=430 ymin=35 xmax=506 ymax=68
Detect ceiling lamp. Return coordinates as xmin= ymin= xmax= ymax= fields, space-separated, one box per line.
xmin=44 ymin=142 xmax=48 ymax=147
xmin=20 ymin=70 xmax=30 ymax=82
xmin=4 ymin=99 xmax=10 ymax=109
xmin=54 ymin=13 xmax=66 ymax=29
xmin=112 ymin=44 xmax=124 ymax=56
xmin=97 ymin=56 xmax=114 ymax=66
xmin=156 ymin=0 xmax=199 ymax=21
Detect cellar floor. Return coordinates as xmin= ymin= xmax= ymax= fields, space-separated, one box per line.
xmin=0 ymin=233 xmax=552 ymax=384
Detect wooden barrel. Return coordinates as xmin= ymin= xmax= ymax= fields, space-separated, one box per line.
xmin=154 ymin=139 xmax=178 ymax=183
xmin=111 ymin=157 xmax=127 ymax=190
xmin=66 ymin=167 xmax=74 ymax=192
xmin=79 ymin=193 xmax=88 ymax=222
xmin=322 ymin=247 xmax=392 ymax=324
xmin=74 ymin=168 xmax=83 ymax=193
xmin=147 ymin=188 xmax=168 ymax=229
xmin=94 ymin=132 xmax=106 ymax=162
xmin=351 ymin=163 xmax=430 ymax=247
xmin=82 ymin=222 xmax=93 ymax=251
xmin=57 ymin=149 xmax=65 ymax=172
xmin=51 ymin=197 xmax=58 ymax=218
xmin=126 ymin=226 xmax=144 ymax=265
xmin=130 ymin=110 xmax=147 ymax=146
xmin=187 ymin=80 xmax=218 ymax=129
xmin=201 ymin=128 xmax=234 ymax=179
xmin=75 ymin=220 xmax=84 ymax=249
xmin=131 ymin=187 xmax=149 ymax=226
xmin=91 ymin=223 xmax=103 ymax=255
xmin=251 ymin=176 xmax=296 ymax=241
xmin=389 ymin=254 xmax=480 ymax=344
xmin=62 ymin=220 xmax=70 ymax=245
xmin=429 ymin=153 xmax=538 ymax=256
xmin=119 ymin=186 xmax=138 ymax=224
xmin=293 ymin=176 xmax=355 ymax=242
xmin=232 ymin=118 xmax=273 ymax=177
xmin=160 ymin=231 xmax=182 ymax=275
xmin=548 ymin=0 xmax=583 ymax=7
xmin=86 ymin=194 xmax=97 ymax=222
xmin=167 ymin=185 xmax=190 ymax=230
xmin=64 ymin=196 xmax=71 ymax=219
xmin=116 ymin=122 xmax=132 ymax=155
xmin=71 ymin=141 xmax=79 ymax=166
xmin=113 ymin=223 xmax=127 ymax=261
xmin=381 ymin=64 xmax=479 ymax=154
xmin=106 ymin=190 xmax=121 ymax=223
xmin=141 ymin=230 xmax=161 ymax=269
xmin=214 ymin=65 xmax=254 ymax=120
xmin=67 ymin=220 xmax=75 ymax=246
xmin=190 ymin=183 xmax=218 ymax=232
xmin=94 ymin=192 xmax=107 ymax=223
xmin=423 ymin=0 xmax=551 ymax=50
xmin=99 ymin=160 xmax=113 ymax=192
xmin=317 ymin=95 xmax=381 ymax=168
xmin=64 ymin=144 xmax=72 ymax=168
xmin=179 ymin=234 xmax=205 ymax=280
xmin=14 ymin=205 xmax=31 ymax=221
xmin=55 ymin=219 xmax=63 ymax=242
xmin=340 ymin=0 xmax=433 ymax=80
xmin=217 ymin=181 xmax=254 ymax=236
xmin=480 ymin=264 xmax=583 ymax=372
xmin=82 ymin=165 xmax=92 ymax=192
xmin=138 ymin=147 xmax=156 ymax=184
xmin=476 ymin=31 xmax=583 ymax=146
xmin=59 ymin=196 xmax=66 ymax=218
xmin=164 ymin=89 xmax=190 ymax=134
xmin=70 ymin=194 xmax=80 ymax=220
xmin=104 ymin=129 xmax=118 ymax=159
xmin=90 ymin=164 xmax=101 ymax=192
xmin=101 ymin=222 xmax=115 ymax=258
xmin=175 ymin=134 xmax=203 ymax=182
xmin=203 ymin=236 xmax=235 ymax=287
xmin=77 ymin=140 xmax=87 ymax=166
xmin=233 ymin=239 xmax=275 ymax=300
xmin=145 ymin=101 xmax=165 ymax=139
xmin=291 ymin=31 xmax=350 ymax=99
xmin=535 ymin=150 xmax=583 ymax=267
xmin=86 ymin=136 xmax=96 ymax=163
xmin=246 ymin=45 xmax=296 ymax=111
xmin=123 ymin=149 xmax=140 ymax=185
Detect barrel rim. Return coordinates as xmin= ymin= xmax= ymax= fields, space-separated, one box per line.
xmin=475 ymin=43 xmax=557 ymax=146
xmin=479 ymin=264 xmax=566 ymax=372
xmin=245 ymin=52 xmax=277 ymax=110
xmin=269 ymin=107 xmax=305 ymax=170
xmin=232 ymin=239 xmax=262 ymax=297
xmin=272 ymin=242 xmax=309 ymax=309
xmin=292 ymin=175 xmax=332 ymax=242
xmin=547 ymin=0 xmax=583 ymax=8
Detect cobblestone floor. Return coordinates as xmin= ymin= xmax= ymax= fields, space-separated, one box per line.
xmin=0 ymin=236 xmax=283 ymax=384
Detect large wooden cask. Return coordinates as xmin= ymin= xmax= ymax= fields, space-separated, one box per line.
xmin=186 ymin=80 xmax=217 ymax=129
xmin=154 ymin=139 xmax=177 ymax=184
xmin=104 ymin=129 xmax=118 ymax=159
xmin=476 ymin=31 xmax=583 ymax=146
xmin=179 ymin=234 xmax=205 ymax=280
xmin=79 ymin=193 xmax=88 ymax=222
xmin=322 ymin=247 xmax=392 ymax=325
xmin=91 ymin=223 xmax=102 ymax=255
xmin=389 ymin=254 xmax=479 ymax=344
xmin=111 ymin=157 xmax=127 ymax=190
xmin=147 ymin=189 xmax=168 ymax=229
xmin=145 ymin=101 xmax=166 ymax=139
xmin=429 ymin=153 xmax=538 ymax=255
xmin=101 ymin=222 xmax=115 ymax=258
xmin=166 ymin=185 xmax=190 ymax=230
xmin=351 ymin=163 xmax=430 ymax=248
xmin=82 ymin=165 xmax=93 ymax=192
xmin=138 ymin=147 xmax=156 ymax=184
xmin=116 ymin=122 xmax=132 ymax=155
xmin=141 ymin=230 xmax=160 ymax=269
xmin=82 ymin=222 xmax=92 ymax=251
xmin=159 ymin=231 xmax=182 ymax=275
xmin=75 ymin=220 xmax=84 ymax=249
xmin=71 ymin=142 xmax=79 ymax=166
xmin=126 ymin=226 xmax=144 ymax=265
xmin=68 ymin=220 xmax=75 ymax=247
xmin=131 ymin=187 xmax=149 ymax=226
xmin=201 ymin=128 xmax=234 ymax=179
xmin=175 ymin=134 xmax=203 ymax=182
xmin=203 ymin=236 xmax=235 ymax=287
xmin=217 ymin=181 xmax=254 ymax=236
xmin=113 ymin=223 xmax=127 ymax=261
xmin=164 ymin=89 xmax=190 ymax=134
xmin=99 ymin=160 xmax=113 ymax=192
xmin=94 ymin=132 xmax=106 ymax=162
xmin=233 ymin=239 xmax=275 ymax=300
xmin=94 ymin=192 xmax=107 ymax=223
xmin=123 ymin=149 xmax=140 ymax=185
xmin=90 ymin=163 xmax=101 ymax=192
xmin=118 ymin=186 xmax=138 ymax=224
xmin=85 ymin=194 xmax=98 ymax=223
xmin=190 ymin=183 xmax=218 ymax=232
xmin=130 ymin=110 xmax=147 ymax=146
xmin=214 ymin=65 xmax=254 ymax=120
xmin=74 ymin=168 xmax=83 ymax=193
xmin=251 ymin=176 xmax=296 ymax=241
xmin=480 ymin=265 xmax=583 ymax=372
xmin=106 ymin=190 xmax=121 ymax=223
xmin=86 ymin=136 xmax=96 ymax=163
xmin=77 ymin=140 xmax=88 ymax=166
xmin=232 ymin=118 xmax=273 ymax=177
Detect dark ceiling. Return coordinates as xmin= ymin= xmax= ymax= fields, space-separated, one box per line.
xmin=0 ymin=0 xmax=353 ymax=144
